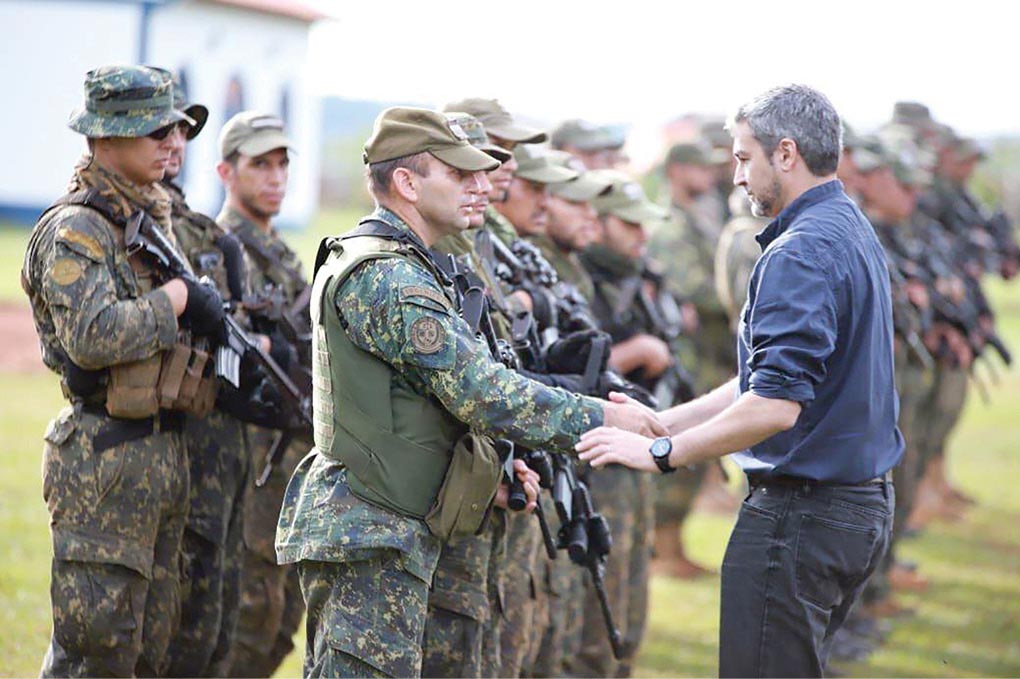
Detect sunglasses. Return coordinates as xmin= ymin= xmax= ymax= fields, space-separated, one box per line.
xmin=147 ymin=121 xmax=189 ymax=141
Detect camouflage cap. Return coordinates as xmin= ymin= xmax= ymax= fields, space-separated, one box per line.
xmin=547 ymin=151 xmax=613 ymax=202
xmin=513 ymin=145 xmax=579 ymax=184
xmin=854 ymin=139 xmax=929 ymax=187
xmin=444 ymin=111 xmax=512 ymax=163
xmin=666 ymin=141 xmax=728 ymax=166
xmin=550 ymin=119 xmax=625 ymax=152
xmin=699 ymin=117 xmax=731 ymax=149
xmin=443 ymin=98 xmax=547 ymax=144
xmin=591 ymin=171 xmax=669 ymax=224
xmin=220 ymin=111 xmax=296 ymax=159
xmin=68 ymin=65 xmax=196 ymax=139
xmin=167 ymin=71 xmax=208 ymax=140
xmin=364 ymin=107 xmax=499 ymax=172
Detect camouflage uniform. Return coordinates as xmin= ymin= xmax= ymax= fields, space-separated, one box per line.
xmin=714 ymin=198 xmax=766 ymax=330
xmin=530 ymin=232 xmax=596 ymax=303
xmin=276 ymin=207 xmax=602 ymax=678
xmin=158 ymin=181 xmax=250 ymax=678
xmin=577 ymin=243 xmax=660 ymax=677
xmin=23 ymin=66 xmax=197 ymax=678
xmin=215 ymin=204 xmax=310 ymax=677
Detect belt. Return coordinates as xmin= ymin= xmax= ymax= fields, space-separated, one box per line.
xmin=747 ymin=470 xmax=891 ymax=489
xmin=82 ymin=405 xmax=185 ymax=454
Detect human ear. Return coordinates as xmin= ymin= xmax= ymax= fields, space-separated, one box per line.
xmin=391 ymin=167 xmax=419 ymax=203
xmin=776 ymin=138 xmax=798 ymax=172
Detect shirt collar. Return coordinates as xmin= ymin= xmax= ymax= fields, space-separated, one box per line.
xmin=756 ymin=179 xmax=844 ymax=251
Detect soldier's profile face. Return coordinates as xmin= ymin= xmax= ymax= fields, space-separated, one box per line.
xmin=164 ymin=124 xmax=188 ymax=180
xmin=603 ymin=214 xmax=648 ymax=260
xmin=229 ymin=148 xmax=290 ymax=220
xmin=547 ymin=194 xmax=597 ymax=251
xmin=732 ymin=122 xmax=782 ymax=218
xmin=500 ymin=178 xmax=549 ymax=236
xmin=97 ymin=134 xmax=174 ymax=185
xmin=415 ymin=157 xmax=490 ymax=236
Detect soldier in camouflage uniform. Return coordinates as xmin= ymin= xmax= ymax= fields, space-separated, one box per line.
xmin=274 ymin=107 xmax=662 ymax=678
xmin=157 ymin=75 xmax=253 ymax=679
xmin=577 ymin=174 xmax=670 ymax=677
xmin=714 ymin=190 xmax=765 ymax=330
xmin=23 ymin=65 xmax=225 ymax=677
xmin=550 ymin=118 xmax=628 ymax=170
xmin=212 ymin=112 xmax=310 ymax=678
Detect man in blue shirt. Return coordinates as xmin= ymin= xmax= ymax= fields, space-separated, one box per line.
xmin=576 ymin=84 xmax=904 ymax=677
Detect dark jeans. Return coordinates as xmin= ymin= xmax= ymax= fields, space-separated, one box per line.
xmin=719 ymin=477 xmax=894 ymax=678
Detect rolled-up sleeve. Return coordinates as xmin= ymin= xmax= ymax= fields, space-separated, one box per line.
xmin=747 ymin=248 xmax=836 ymax=404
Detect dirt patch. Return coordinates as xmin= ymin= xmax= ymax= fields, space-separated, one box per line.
xmin=0 ymin=302 xmax=44 ymax=373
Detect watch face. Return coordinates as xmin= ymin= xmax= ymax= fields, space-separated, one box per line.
xmin=650 ymin=437 xmax=671 ymax=458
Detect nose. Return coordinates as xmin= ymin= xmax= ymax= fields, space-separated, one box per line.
xmin=733 ymin=162 xmax=746 ymax=187
xmin=583 ymin=204 xmax=597 ymax=221
xmin=473 ymin=171 xmax=492 ymax=194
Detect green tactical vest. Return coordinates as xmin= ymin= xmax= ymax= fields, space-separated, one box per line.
xmin=311 ymin=234 xmax=465 ymax=520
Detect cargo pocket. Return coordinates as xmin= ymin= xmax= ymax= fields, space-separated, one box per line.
xmin=325 ymin=555 xmax=428 ymax=678
xmin=42 ymin=407 xmax=78 ymax=506
xmin=794 ymin=513 xmax=877 ymax=610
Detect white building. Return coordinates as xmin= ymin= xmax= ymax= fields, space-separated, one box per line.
xmin=1 ymin=0 xmax=324 ymax=229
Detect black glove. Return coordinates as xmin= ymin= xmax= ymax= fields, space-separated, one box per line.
xmin=268 ymin=326 xmax=297 ymax=372
xmin=545 ymin=329 xmax=611 ymax=375
xmin=596 ymin=371 xmax=659 ymax=409
xmin=182 ymin=278 xmax=226 ymax=341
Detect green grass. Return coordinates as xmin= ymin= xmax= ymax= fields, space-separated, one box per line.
xmin=1 ymin=233 xmax=1018 ymax=677
xmin=0 ymin=224 xmax=31 ymax=303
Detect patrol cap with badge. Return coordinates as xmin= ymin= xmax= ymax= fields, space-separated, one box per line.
xmin=590 ymin=171 xmax=670 ymax=225
xmin=364 ymin=107 xmax=500 ymax=172
xmin=547 ymin=150 xmax=613 ymax=202
xmin=68 ymin=64 xmax=196 ymax=139
xmin=665 ymin=141 xmax=729 ymax=167
xmin=442 ymin=98 xmax=547 ymax=144
xmin=550 ymin=119 xmax=626 ymax=152
xmin=220 ymin=111 xmax=297 ymax=160
xmin=443 ymin=111 xmax=513 ymax=163
xmin=512 ymin=145 xmax=578 ymax=184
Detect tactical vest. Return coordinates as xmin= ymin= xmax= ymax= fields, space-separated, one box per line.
xmin=41 ymin=189 xmax=218 ymax=418
xmin=311 ymin=232 xmax=468 ymax=522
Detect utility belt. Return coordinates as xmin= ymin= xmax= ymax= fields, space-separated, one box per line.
xmin=64 ymin=332 xmax=218 ymax=419
xmin=81 ymin=404 xmax=185 ymax=453
xmin=747 ymin=470 xmax=892 ymax=489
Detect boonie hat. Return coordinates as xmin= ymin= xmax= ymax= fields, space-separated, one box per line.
xmin=513 ymin=145 xmax=579 ymax=184
xmin=68 ymin=65 xmax=195 ymax=139
xmin=168 ymin=71 xmax=208 ymax=140
xmin=220 ymin=111 xmax=296 ymax=159
xmin=443 ymin=98 xmax=547 ymax=144
xmin=591 ymin=171 xmax=669 ymax=224
xmin=364 ymin=107 xmax=499 ymax=172
xmin=444 ymin=112 xmax=512 ymax=163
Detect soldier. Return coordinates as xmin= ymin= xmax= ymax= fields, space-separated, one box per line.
xmin=714 ymin=191 xmax=765 ymax=331
xmin=158 ymin=75 xmax=252 ymax=678
xmin=23 ymin=65 xmax=225 ymax=677
xmin=577 ymin=173 xmax=671 ymax=676
xmin=213 ymin=111 xmax=310 ymax=677
xmin=274 ymin=106 xmax=663 ymax=678
xmin=550 ymin=118 xmax=628 ymax=170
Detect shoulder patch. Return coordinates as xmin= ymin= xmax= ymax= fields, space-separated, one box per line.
xmin=56 ymin=227 xmax=105 ymax=261
xmin=51 ymin=257 xmax=84 ymax=286
xmin=400 ymin=285 xmax=452 ymax=311
xmin=410 ymin=316 xmax=446 ymax=354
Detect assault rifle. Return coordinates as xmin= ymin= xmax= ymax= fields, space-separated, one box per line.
xmin=437 ymin=250 xmax=624 ymax=659
xmin=124 ymin=211 xmax=313 ymax=454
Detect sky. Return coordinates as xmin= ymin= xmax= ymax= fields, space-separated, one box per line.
xmin=304 ymin=0 xmax=1018 ymax=167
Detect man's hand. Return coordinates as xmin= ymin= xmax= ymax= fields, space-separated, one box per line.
xmin=575 ymin=427 xmax=658 ymax=472
xmin=602 ymin=398 xmax=667 ymax=438
xmin=493 ymin=459 xmax=541 ymax=512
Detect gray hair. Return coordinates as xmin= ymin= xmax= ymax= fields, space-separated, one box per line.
xmin=729 ymin=84 xmax=842 ymax=176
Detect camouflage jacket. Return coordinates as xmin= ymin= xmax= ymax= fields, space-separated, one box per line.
xmin=217 ymin=205 xmax=308 ymax=305
xmin=528 ymin=233 xmax=595 ymax=303
xmin=649 ymin=202 xmax=724 ymax=313
xmin=276 ymin=207 xmax=602 ymax=575
xmin=23 ymin=160 xmax=179 ymax=380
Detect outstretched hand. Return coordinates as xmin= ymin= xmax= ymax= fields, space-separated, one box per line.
xmin=575 ymin=427 xmax=658 ymax=472
xmin=602 ymin=396 xmax=667 ymax=438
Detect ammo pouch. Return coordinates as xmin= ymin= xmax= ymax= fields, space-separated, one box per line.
xmin=424 ymin=431 xmax=503 ymax=542
xmin=106 ymin=335 xmax=218 ymax=419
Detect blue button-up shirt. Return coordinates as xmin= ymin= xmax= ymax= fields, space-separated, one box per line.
xmin=732 ymin=180 xmax=904 ymax=482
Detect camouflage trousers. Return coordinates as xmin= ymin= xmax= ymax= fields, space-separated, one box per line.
xmin=40 ymin=405 xmax=189 ymax=678
xmin=497 ymin=510 xmax=542 ymax=677
xmin=529 ymin=537 xmax=585 ymax=678
xmin=226 ymin=435 xmax=307 ymax=678
xmin=573 ymin=466 xmax=653 ymax=677
xmin=422 ymin=512 xmax=500 ymax=678
xmin=299 ymin=551 xmax=430 ymax=678
xmin=914 ymin=363 xmax=969 ymax=467
xmin=165 ymin=410 xmax=249 ymax=677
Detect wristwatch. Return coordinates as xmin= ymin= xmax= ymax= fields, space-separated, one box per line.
xmin=649 ymin=436 xmax=675 ymax=474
